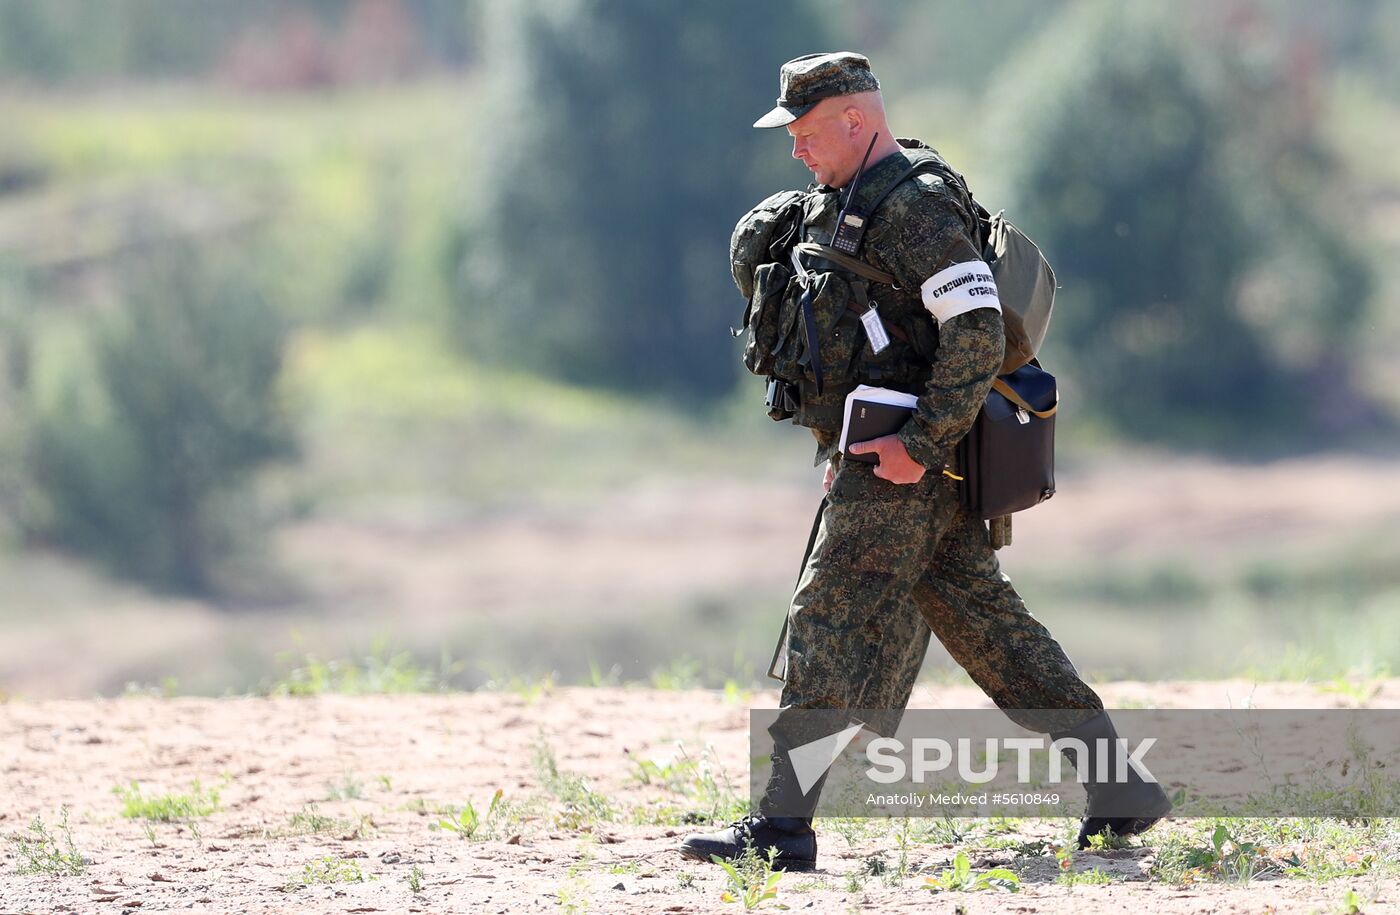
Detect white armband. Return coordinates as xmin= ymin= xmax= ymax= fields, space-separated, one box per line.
xmin=919 ymin=260 xmax=1001 ymax=324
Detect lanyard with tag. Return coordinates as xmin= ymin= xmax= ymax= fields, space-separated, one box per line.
xmin=860 ymin=303 xmax=891 ymax=355
xmin=834 ymin=134 xmax=893 ymax=355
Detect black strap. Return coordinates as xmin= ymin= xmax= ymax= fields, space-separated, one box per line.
xmin=767 ymin=495 xmax=830 ymax=682
xmin=792 ymin=203 xmax=825 ymax=394
xmin=799 ymin=283 xmax=824 ymax=395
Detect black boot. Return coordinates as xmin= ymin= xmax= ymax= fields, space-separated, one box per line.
xmin=676 ymin=743 xmax=823 ymax=870
xmin=1052 ymin=711 xmax=1172 ymax=849
xmin=675 ymin=813 xmax=817 ymax=871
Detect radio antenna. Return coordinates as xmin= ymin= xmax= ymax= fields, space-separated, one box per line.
xmin=832 ymin=131 xmax=880 ymax=244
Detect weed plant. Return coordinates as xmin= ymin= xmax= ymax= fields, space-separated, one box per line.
xmin=7 ymin=807 xmax=85 ymax=877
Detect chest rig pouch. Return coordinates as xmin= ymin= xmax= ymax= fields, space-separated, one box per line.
xmin=772 ymin=242 xmax=882 ymax=428
xmin=776 ymin=161 xmax=943 ymax=431
xmin=732 ymin=143 xmax=955 ymax=426
xmin=731 ymin=191 xmax=803 ymax=382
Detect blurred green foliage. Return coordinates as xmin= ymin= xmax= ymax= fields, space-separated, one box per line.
xmin=264 ymin=637 xmax=458 ymax=696
xmin=0 ymin=0 xmax=476 ymax=84
xmin=25 ymin=250 xmax=295 ymax=593
xmin=461 ymin=0 xmax=827 ymax=399
xmin=0 ymin=0 xmax=1396 ymax=623
xmin=986 ymin=1 xmax=1380 ymax=451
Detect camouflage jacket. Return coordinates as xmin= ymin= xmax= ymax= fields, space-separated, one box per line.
xmin=799 ymin=140 xmax=1005 ymax=471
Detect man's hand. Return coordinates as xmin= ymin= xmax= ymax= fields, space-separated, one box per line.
xmin=846 ymin=435 xmax=927 ymax=484
xmin=823 ymin=461 xmax=835 ymax=492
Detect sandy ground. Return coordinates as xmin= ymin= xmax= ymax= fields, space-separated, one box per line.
xmin=3 ymin=682 xmax=1399 ymax=914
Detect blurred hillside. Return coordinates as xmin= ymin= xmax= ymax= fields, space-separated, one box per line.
xmin=0 ymin=0 xmax=1398 ymax=695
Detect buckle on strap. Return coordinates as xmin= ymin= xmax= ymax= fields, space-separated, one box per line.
xmin=789 ymin=247 xmax=813 ymax=287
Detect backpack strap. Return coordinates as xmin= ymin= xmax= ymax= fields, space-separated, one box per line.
xmin=795 ymin=153 xmax=957 ymax=282
xmin=843 ymin=154 xmax=985 ymax=265
xmin=787 ymin=247 xmax=827 ymax=396
xmin=792 ymin=242 xmax=913 ymax=349
xmin=792 ymin=241 xmax=895 ymax=286
xmin=864 ymin=163 xmax=922 ymax=221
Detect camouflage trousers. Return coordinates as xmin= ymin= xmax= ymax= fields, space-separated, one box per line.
xmin=770 ymin=455 xmax=1102 ymax=746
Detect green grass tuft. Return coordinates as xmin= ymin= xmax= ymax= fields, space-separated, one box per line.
xmin=113 ymin=778 xmax=223 ymax=821
xmin=288 ymin=854 xmax=374 ymax=890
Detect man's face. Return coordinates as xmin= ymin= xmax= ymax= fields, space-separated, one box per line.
xmin=786 ymin=100 xmax=861 ymax=188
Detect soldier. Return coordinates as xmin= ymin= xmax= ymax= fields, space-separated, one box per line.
xmin=678 ymin=52 xmax=1170 ymax=871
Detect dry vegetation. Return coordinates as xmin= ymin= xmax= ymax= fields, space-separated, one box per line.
xmin=3 ymin=683 xmax=1399 ymax=914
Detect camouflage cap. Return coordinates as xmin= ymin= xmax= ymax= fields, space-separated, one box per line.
xmin=753 ymin=51 xmax=881 ymax=129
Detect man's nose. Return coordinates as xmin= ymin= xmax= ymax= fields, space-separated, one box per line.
xmin=791 ymin=137 xmax=804 ymax=160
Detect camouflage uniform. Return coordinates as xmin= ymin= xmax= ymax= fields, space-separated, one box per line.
xmin=769 ymin=145 xmax=1104 ymax=748
xmin=685 ymin=54 xmax=1163 ymax=854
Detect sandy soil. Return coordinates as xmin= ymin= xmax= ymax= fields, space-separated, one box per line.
xmin=3 ymin=682 xmax=1398 ymax=914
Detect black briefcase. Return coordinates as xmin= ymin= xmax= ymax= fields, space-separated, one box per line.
xmin=956 ymin=360 xmax=1058 ymax=520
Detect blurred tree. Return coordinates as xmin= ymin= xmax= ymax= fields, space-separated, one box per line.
xmin=0 ymin=0 xmax=244 ymax=82
xmin=984 ymin=0 xmax=1380 ymax=451
xmin=0 ymin=264 xmax=32 ymax=544
xmin=26 ymin=250 xmax=295 ymax=595
xmin=822 ymin=0 xmax=1069 ymax=96
xmin=0 ymin=0 xmax=476 ymax=85
xmin=459 ymin=0 xmax=827 ymax=399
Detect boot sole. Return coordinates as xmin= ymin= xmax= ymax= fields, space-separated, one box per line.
xmin=674 ymin=844 xmax=817 ymax=872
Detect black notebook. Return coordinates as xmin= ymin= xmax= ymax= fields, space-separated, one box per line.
xmin=839 ymin=386 xmax=919 ymax=463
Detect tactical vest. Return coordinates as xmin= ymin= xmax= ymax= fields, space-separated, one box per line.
xmin=732 ymin=141 xmax=982 ymax=433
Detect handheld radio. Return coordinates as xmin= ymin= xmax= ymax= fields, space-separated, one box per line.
xmin=829 ymin=132 xmax=880 ymax=255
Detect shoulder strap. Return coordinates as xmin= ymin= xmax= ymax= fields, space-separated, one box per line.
xmin=991 ymin=377 xmax=1058 ymax=419
xmin=858 ymin=155 xmax=985 ymax=255
xmin=865 ymin=163 xmax=921 ymax=219
xmin=888 ymin=148 xmax=987 ymax=251
xmin=792 ymin=241 xmax=895 ymax=286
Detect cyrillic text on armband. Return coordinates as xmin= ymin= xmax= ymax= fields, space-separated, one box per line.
xmin=919 ymin=260 xmax=1002 ymax=324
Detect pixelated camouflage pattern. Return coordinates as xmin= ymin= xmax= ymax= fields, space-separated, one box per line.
xmin=894 ymin=307 xmax=1004 ymax=469
xmin=774 ymin=51 xmax=879 ymax=108
xmin=775 ymin=457 xmax=1102 ymax=746
xmin=763 ymin=143 xmax=1101 ymax=767
xmin=908 ymin=509 xmax=1105 ymax=731
xmin=794 ymin=146 xmax=1003 ymax=470
xmin=730 ymin=189 xmax=806 ymax=301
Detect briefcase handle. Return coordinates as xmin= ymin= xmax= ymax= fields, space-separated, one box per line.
xmin=991 ymin=377 xmax=1058 ymax=419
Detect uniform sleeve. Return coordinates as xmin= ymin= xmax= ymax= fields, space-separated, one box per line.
xmin=897 ymin=308 xmax=1004 ymax=469
xmin=877 ymin=191 xmax=1005 ymax=470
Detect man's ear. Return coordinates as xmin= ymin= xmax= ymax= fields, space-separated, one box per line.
xmin=844 ymin=105 xmax=865 ymax=139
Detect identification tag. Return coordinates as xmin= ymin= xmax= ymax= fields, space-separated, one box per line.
xmin=860 ymin=304 xmax=891 ymax=354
